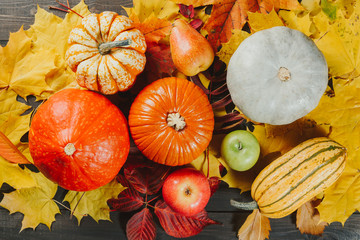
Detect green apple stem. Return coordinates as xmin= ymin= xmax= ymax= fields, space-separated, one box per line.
xmin=238 ymin=141 xmax=243 ymax=150
xmin=230 ymin=199 xmax=258 ymax=211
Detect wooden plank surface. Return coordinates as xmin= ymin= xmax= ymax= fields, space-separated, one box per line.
xmin=1 ymin=0 xmax=359 ymax=239
xmin=1 ymin=184 xmax=360 ymax=239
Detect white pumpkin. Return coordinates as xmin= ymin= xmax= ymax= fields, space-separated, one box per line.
xmin=226 ymin=26 xmax=328 ymax=125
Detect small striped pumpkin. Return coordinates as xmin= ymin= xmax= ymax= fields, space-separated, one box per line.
xmin=232 ymin=137 xmax=347 ymax=218
xmin=65 ymin=12 xmax=146 ymax=95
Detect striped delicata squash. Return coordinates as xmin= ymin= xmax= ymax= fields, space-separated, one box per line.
xmin=231 ymin=137 xmax=347 ymax=218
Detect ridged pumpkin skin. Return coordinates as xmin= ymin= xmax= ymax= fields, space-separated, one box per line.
xmin=129 ymin=77 xmax=214 ymax=166
xmin=29 ymin=89 xmax=130 ymax=191
xmin=251 ymin=137 xmax=346 ymax=218
xmin=66 ymin=12 xmax=146 ymax=95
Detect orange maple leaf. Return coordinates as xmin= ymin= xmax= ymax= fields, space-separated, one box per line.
xmin=203 ymin=0 xmax=304 ymax=51
xmin=258 ymin=0 xmax=304 ymax=13
xmin=204 ymin=0 xmax=259 ymax=51
xmin=129 ymin=12 xmax=172 ymax=44
xmin=0 ymin=130 xmax=31 ymax=164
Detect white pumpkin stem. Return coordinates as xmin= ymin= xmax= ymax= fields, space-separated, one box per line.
xmin=230 ymin=199 xmax=258 ymax=211
xmin=167 ymin=112 xmax=186 ymax=131
xmin=278 ymin=67 xmax=291 ymax=81
xmin=98 ymin=38 xmax=132 ymax=55
xmin=64 ymin=143 xmax=76 ymax=156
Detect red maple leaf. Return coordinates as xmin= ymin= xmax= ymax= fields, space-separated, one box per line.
xmin=108 ymin=156 xmax=220 ymax=239
xmin=154 ymin=200 xmax=221 ymax=238
xmin=179 ymin=4 xmax=195 ymax=18
xmin=126 ymin=208 xmax=157 ymax=240
xmin=143 ymin=42 xmax=177 ymax=83
xmin=108 ymin=175 xmax=144 ymax=212
xmin=124 ymin=161 xmax=171 ymax=195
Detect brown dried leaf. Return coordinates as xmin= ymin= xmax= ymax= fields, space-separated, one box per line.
xmin=238 ymin=209 xmax=271 ymax=240
xmin=296 ymin=198 xmax=328 ymax=235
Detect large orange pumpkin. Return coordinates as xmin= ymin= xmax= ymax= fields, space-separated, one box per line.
xmin=29 ymin=89 xmax=130 ymax=191
xmin=129 ymin=77 xmax=214 ymax=166
xmin=65 ymin=11 xmax=146 ymax=95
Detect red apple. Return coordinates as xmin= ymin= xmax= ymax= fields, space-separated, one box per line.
xmin=162 ymin=168 xmax=211 ymax=216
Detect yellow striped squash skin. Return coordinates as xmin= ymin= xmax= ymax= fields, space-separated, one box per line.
xmin=251 ymin=137 xmax=347 ymax=219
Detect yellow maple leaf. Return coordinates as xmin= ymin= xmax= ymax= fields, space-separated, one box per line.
xmin=0 ymin=90 xmax=36 ymax=188
xmin=317 ymin=165 xmax=360 ymax=224
xmin=306 ymin=78 xmax=360 ymax=224
xmin=279 ymin=10 xmax=315 ymax=36
xmin=124 ymin=0 xmax=179 ymax=22
xmin=0 ymin=28 xmax=55 ymax=98
xmin=312 ymin=10 xmax=332 ymax=35
xmin=27 ymin=0 xmax=91 ymax=94
xmin=191 ymin=134 xmax=223 ymax=179
xmin=63 ymin=179 xmax=125 ymax=224
xmin=248 ymin=10 xmax=284 ymax=32
xmin=0 ymin=90 xmax=29 ymax=131
xmin=27 ymin=0 xmax=90 ymax=59
xmin=0 ymin=170 xmax=59 ymax=231
xmin=217 ymin=29 xmax=250 ymax=66
xmin=308 ymin=80 xmax=360 ymax=169
xmin=301 ymin=0 xmax=322 ymax=13
xmin=314 ymin=2 xmax=360 ymax=78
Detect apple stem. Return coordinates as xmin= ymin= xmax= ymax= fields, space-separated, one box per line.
xmin=230 ymin=199 xmax=258 ymax=211
xmin=238 ymin=141 xmax=243 ymax=150
xmin=98 ymin=39 xmax=132 ymax=55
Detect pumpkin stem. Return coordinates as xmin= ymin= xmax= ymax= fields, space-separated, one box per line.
xmin=64 ymin=143 xmax=76 ymax=156
xmin=230 ymin=199 xmax=258 ymax=211
xmin=98 ymin=38 xmax=132 ymax=55
xmin=167 ymin=112 xmax=186 ymax=131
xmin=278 ymin=67 xmax=291 ymax=81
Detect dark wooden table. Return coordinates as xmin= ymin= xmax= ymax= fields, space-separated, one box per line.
xmin=1 ymin=0 xmax=360 ymax=239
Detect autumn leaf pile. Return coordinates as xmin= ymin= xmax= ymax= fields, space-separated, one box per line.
xmin=0 ymin=0 xmax=360 ymax=238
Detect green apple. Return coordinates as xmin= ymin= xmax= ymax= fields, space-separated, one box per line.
xmin=221 ymin=130 xmax=260 ymax=171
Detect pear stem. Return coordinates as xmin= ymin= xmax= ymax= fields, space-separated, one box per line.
xmin=230 ymin=199 xmax=258 ymax=211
